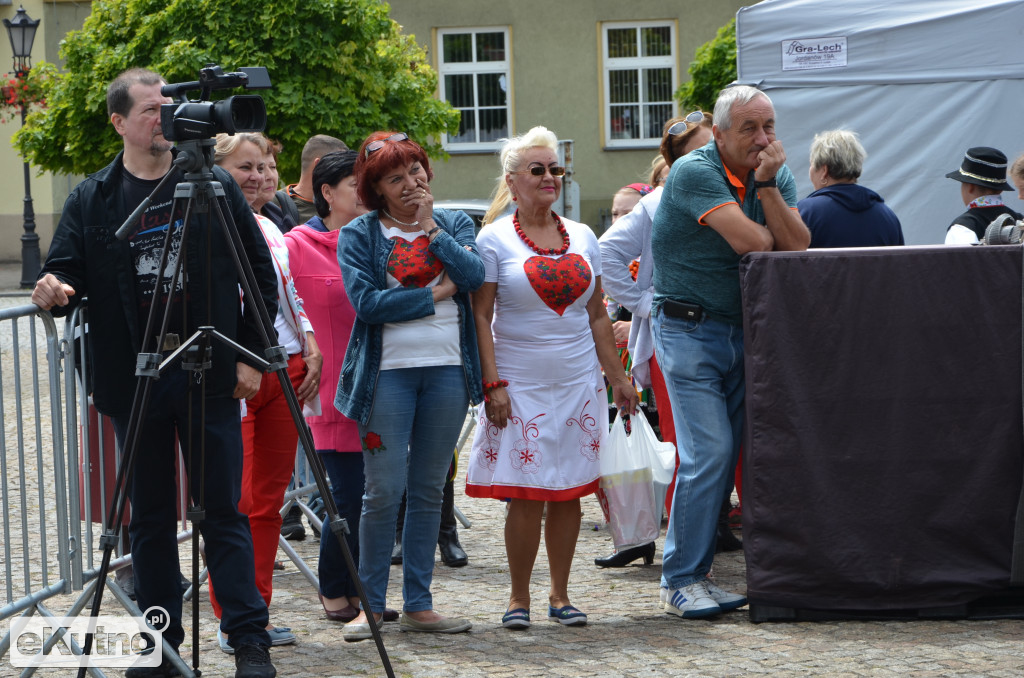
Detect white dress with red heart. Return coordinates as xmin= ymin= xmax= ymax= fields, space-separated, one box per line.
xmin=466 ymin=215 xmax=608 ymax=502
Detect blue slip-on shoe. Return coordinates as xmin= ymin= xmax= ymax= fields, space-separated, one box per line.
xmin=501 ymin=607 xmax=531 ymax=629
xmin=266 ymin=626 xmax=297 ymax=646
xmin=217 ymin=628 xmax=233 ymax=655
xmin=547 ymin=605 xmax=587 ymax=626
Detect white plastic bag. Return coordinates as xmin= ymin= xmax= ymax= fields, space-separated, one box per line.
xmin=630 ymin=411 xmax=676 ymax=485
xmin=599 ymin=413 xmax=660 ymax=549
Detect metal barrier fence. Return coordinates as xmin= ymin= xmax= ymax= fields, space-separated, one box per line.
xmin=1 ymin=299 xmax=476 ymax=675
xmin=0 ymin=304 xmax=71 ymax=621
xmin=1 ymin=302 xmax=196 ymax=677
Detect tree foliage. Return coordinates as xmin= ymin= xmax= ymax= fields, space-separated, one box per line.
xmin=675 ymin=19 xmax=737 ymax=114
xmin=13 ymin=0 xmax=460 ymax=178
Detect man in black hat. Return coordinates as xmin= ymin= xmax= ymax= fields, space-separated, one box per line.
xmin=944 ymin=146 xmax=1022 ymax=244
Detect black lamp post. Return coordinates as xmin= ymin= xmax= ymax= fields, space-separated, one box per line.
xmin=3 ymin=5 xmax=40 ymax=289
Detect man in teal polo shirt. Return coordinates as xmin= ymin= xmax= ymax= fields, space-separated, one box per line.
xmin=650 ymin=85 xmax=810 ymax=618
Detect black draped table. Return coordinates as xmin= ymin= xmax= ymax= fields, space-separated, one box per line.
xmin=739 ymin=245 xmax=1024 ymax=620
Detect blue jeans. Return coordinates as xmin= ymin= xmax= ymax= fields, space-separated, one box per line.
xmin=358 ymin=366 xmax=468 ymax=612
xmin=112 ymin=370 xmax=270 ymax=650
xmin=652 ymin=310 xmax=745 ymax=590
xmin=318 ymin=451 xmax=364 ymax=599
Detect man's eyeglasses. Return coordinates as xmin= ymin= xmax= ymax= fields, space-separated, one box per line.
xmin=365 ymin=132 xmax=409 ymax=157
xmin=510 ymin=165 xmax=566 ymax=177
xmin=666 ymin=110 xmax=705 ymax=136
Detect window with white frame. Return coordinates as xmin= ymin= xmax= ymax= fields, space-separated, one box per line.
xmin=437 ymin=27 xmax=510 ymax=152
xmin=602 ymin=21 xmax=677 ymax=148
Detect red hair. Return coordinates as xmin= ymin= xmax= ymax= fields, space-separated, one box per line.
xmin=355 ymin=131 xmax=434 ymax=211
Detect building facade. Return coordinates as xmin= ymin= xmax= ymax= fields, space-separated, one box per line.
xmin=0 ymin=0 xmax=90 ymax=263
xmin=0 ymin=1 xmax=748 ymax=261
xmin=386 ymin=0 xmax=747 ymax=230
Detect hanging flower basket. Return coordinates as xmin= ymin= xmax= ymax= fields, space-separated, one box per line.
xmin=1 ymin=70 xmax=48 ymax=124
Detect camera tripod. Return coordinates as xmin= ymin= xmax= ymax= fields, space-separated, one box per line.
xmin=76 ymin=137 xmax=395 ymax=677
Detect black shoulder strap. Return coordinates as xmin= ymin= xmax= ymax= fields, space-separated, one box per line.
xmin=276 ymin=189 xmax=301 ymax=226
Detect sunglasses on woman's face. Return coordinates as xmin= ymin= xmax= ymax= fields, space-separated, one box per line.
xmin=666 ymin=110 xmax=705 ymax=136
xmin=511 ymin=165 xmax=566 ymax=177
xmin=364 ymin=132 xmax=409 ymax=157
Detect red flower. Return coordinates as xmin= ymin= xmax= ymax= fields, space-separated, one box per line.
xmin=362 ymin=431 xmax=386 ymax=454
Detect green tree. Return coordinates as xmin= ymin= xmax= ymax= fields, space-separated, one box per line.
xmin=13 ymin=0 xmax=460 ymax=178
xmin=675 ymin=18 xmax=736 ymax=114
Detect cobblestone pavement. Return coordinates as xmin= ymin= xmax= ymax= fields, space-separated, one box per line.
xmin=2 ymin=269 xmax=1023 ymax=677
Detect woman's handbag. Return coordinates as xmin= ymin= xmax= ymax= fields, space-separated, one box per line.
xmin=600 ymin=413 xmax=660 ymax=549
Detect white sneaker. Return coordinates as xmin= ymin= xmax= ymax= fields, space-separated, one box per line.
xmin=704 ymin=579 xmax=747 ymax=611
xmin=663 ymin=581 xmax=721 ymax=618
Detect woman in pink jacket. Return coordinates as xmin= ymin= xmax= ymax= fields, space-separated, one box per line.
xmin=284 ymin=150 xmax=390 ymax=622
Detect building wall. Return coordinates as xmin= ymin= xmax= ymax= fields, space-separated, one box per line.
xmin=388 ymin=0 xmax=746 ymax=230
xmin=0 ymin=0 xmax=90 ymax=264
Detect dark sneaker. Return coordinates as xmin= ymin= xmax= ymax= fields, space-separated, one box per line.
xmin=125 ymin=653 xmax=181 ymax=677
xmin=234 ymin=643 xmax=276 ymax=678
xmin=280 ymin=505 xmax=305 ymax=541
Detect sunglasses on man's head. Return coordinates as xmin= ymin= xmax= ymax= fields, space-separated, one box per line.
xmin=364 ymin=132 xmax=409 ymax=157
xmin=666 ymin=110 xmax=705 ymax=136
xmin=511 ymin=165 xmax=566 ymax=177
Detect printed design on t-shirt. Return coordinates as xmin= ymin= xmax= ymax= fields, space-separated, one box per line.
xmin=567 ymin=399 xmax=600 ymax=462
xmin=388 ymin=235 xmax=443 ymax=288
xmin=509 ymin=413 xmax=544 ymax=474
xmin=523 ymin=253 xmax=592 ymax=316
xmin=477 ymin=415 xmax=501 ymax=472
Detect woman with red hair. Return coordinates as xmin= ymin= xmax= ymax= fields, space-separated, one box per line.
xmin=334 ymin=132 xmax=484 ymax=641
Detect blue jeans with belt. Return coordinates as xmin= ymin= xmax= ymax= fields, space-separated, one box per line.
xmin=357 ymin=365 xmax=468 ymax=613
xmin=651 ymin=310 xmax=745 ymax=590
xmin=112 ymin=369 xmax=270 ymax=650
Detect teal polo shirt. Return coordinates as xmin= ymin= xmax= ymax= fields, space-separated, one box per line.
xmin=651 ymin=139 xmax=798 ymax=325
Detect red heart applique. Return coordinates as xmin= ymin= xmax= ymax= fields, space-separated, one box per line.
xmin=388 ymin=236 xmax=444 ymax=288
xmin=523 ymin=253 xmax=592 ymax=316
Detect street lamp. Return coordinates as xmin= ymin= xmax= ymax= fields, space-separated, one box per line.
xmin=3 ymin=5 xmax=41 ymax=288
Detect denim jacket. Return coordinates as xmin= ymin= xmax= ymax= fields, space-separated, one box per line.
xmin=335 ymin=208 xmax=485 ymax=424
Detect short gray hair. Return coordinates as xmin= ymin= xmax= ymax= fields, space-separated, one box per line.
xmin=713 ymin=85 xmax=772 ymax=131
xmin=809 ymin=129 xmax=865 ymax=181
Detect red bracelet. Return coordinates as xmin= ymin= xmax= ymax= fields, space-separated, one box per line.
xmin=482 ymin=379 xmax=509 ymax=392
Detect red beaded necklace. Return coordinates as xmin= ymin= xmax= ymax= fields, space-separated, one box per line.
xmin=513 ymin=209 xmax=570 ymax=255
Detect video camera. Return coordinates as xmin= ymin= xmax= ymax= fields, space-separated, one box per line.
xmin=983 ymin=213 xmax=1024 ymax=245
xmin=160 ymin=64 xmax=271 ymax=142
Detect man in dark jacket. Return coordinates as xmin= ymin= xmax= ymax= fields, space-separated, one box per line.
xmin=32 ymin=68 xmax=278 ymax=678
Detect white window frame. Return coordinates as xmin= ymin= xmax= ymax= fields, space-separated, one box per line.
xmin=436 ymin=26 xmax=511 ymax=153
xmin=601 ymin=20 xmax=678 ymax=149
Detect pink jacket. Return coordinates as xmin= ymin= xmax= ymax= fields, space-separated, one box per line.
xmin=284 ymin=221 xmax=360 ymax=453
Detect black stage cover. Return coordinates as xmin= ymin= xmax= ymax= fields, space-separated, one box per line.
xmin=740 ymin=245 xmax=1023 ymax=615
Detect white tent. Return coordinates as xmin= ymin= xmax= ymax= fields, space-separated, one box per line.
xmin=735 ymin=0 xmax=1024 ymax=244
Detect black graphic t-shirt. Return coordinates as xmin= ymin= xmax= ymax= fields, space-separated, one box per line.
xmin=123 ymin=168 xmax=186 ymax=344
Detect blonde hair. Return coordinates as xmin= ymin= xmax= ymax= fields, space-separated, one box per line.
xmin=648 ymin=155 xmax=668 ymax=187
xmin=483 ymin=126 xmax=560 ymax=225
xmin=1011 ymin=153 xmax=1024 ymax=187
xmin=213 ymin=132 xmax=270 ymax=166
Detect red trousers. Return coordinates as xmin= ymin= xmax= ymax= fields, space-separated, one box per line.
xmin=648 ymin=355 xmax=677 ymax=520
xmin=210 ymin=353 xmax=306 ymax=619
